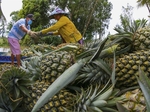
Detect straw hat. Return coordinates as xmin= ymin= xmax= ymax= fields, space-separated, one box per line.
xmin=49 ymin=7 xmax=68 ymax=19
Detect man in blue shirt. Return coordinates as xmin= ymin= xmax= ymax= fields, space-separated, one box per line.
xmin=8 ymin=14 xmax=37 ymax=67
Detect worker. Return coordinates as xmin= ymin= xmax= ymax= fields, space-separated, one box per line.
xmin=8 ymin=14 xmax=37 ymax=67
xmin=35 ymin=7 xmax=83 ymax=44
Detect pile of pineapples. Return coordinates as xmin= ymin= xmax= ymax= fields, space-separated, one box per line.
xmin=0 ymin=19 xmax=150 ymax=112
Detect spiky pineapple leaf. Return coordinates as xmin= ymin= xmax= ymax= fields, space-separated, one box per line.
xmin=0 ymin=91 xmax=22 ymax=112
xmin=14 ymin=86 xmax=20 ymax=99
xmin=111 ymin=52 xmax=116 ymax=85
xmin=136 ymin=66 xmax=150 ymax=111
xmin=93 ymin=59 xmax=112 ymax=76
xmin=18 ymin=79 xmax=35 ymax=86
xmin=116 ymin=102 xmax=129 ymax=112
xmin=0 ymin=67 xmax=33 ymax=99
xmin=89 ymin=37 xmax=108 ymax=62
xmin=17 ymin=85 xmax=31 ymax=97
xmin=101 ymin=107 xmax=118 ymax=112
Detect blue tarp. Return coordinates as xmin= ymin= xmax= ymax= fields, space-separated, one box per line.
xmin=0 ymin=56 xmax=27 ymax=63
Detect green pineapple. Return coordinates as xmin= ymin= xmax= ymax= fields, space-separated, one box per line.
xmin=107 ymin=19 xmax=148 ymax=55
xmin=23 ymin=81 xmax=75 ymax=112
xmin=40 ymin=51 xmax=75 ymax=82
xmin=21 ymin=50 xmax=76 ymax=111
xmin=115 ymin=50 xmax=150 ymax=88
xmin=133 ymin=27 xmax=150 ymax=51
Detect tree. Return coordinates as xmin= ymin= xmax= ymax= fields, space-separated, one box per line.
xmin=7 ymin=0 xmax=112 ymax=42
xmin=114 ymin=4 xmax=147 ymax=35
xmin=0 ymin=0 xmax=6 ymax=37
xmin=50 ymin=0 xmax=112 ymax=40
xmin=137 ymin=0 xmax=150 ymax=13
xmin=6 ymin=11 xmax=20 ymax=34
xmin=117 ymin=4 xmax=134 ymax=32
xmin=18 ymin=0 xmax=50 ymax=30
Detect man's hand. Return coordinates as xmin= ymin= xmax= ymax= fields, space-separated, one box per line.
xmin=27 ymin=31 xmax=38 ymax=38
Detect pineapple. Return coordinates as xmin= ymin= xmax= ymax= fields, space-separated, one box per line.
xmin=106 ymin=19 xmax=148 ymax=55
xmin=119 ymin=88 xmax=146 ymax=112
xmin=23 ymin=39 xmax=113 ymax=111
xmin=115 ymin=50 xmax=150 ymax=88
xmin=23 ymin=81 xmax=75 ymax=112
xmin=65 ymin=83 xmax=124 ymax=112
xmin=22 ymin=50 xmax=76 ymax=111
xmin=133 ymin=27 xmax=150 ymax=51
xmin=40 ymin=51 xmax=75 ymax=82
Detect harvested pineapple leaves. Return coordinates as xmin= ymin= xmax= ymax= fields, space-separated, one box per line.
xmin=0 ymin=67 xmax=34 ymax=99
xmin=0 ymin=67 xmax=34 ymax=112
xmin=73 ymin=59 xmax=112 ymax=85
xmin=136 ymin=66 xmax=150 ymax=111
xmin=0 ymin=91 xmax=22 ymax=112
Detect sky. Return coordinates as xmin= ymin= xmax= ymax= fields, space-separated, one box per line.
xmin=108 ymin=0 xmax=149 ymax=34
xmin=1 ymin=0 xmax=149 ymax=35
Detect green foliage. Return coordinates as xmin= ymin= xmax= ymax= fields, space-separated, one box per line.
xmin=40 ymin=35 xmax=63 ymax=46
xmin=7 ymin=11 xmax=20 ymax=31
xmin=19 ymin=0 xmax=50 ymax=29
xmin=20 ymin=35 xmax=33 ymax=46
xmin=137 ymin=0 xmax=150 ymax=13
xmin=137 ymin=66 xmax=150 ymax=111
xmin=21 ymin=35 xmax=63 ymax=46
xmin=0 ymin=37 xmax=9 ymax=47
xmin=7 ymin=0 xmax=112 ymax=42
xmin=54 ymin=0 xmax=113 ymax=38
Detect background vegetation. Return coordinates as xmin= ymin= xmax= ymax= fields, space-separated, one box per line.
xmin=1 ymin=0 xmax=113 ymax=47
xmin=1 ymin=0 xmax=149 ymax=47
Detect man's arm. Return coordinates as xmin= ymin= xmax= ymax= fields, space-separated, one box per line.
xmin=20 ymin=25 xmax=37 ymax=38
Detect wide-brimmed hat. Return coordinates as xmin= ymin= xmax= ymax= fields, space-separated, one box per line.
xmin=26 ymin=14 xmax=35 ymax=20
xmin=49 ymin=7 xmax=68 ymax=19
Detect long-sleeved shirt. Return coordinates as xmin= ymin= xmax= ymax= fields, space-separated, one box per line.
xmin=41 ymin=16 xmax=82 ymax=43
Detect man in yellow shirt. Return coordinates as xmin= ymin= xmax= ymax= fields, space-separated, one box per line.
xmin=36 ymin=7 xmax=83 ymax=44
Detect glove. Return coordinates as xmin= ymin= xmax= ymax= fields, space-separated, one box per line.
xmin=27 ymin=31 xmax=38 ymax=38
xmin=35 ymin=31 xmax=53 ymax=37
xmin=34 ymin=31 xmax=43 ymax=36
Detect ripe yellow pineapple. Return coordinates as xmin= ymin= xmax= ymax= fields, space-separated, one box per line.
xmin=119 ymin=88 xmax=146 ymax=112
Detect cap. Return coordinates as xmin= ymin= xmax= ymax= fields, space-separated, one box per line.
xmin=49 ymin=7 xmax=68 ymax=19
xmin=26 ymin=14 xmax=35 ymax=20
